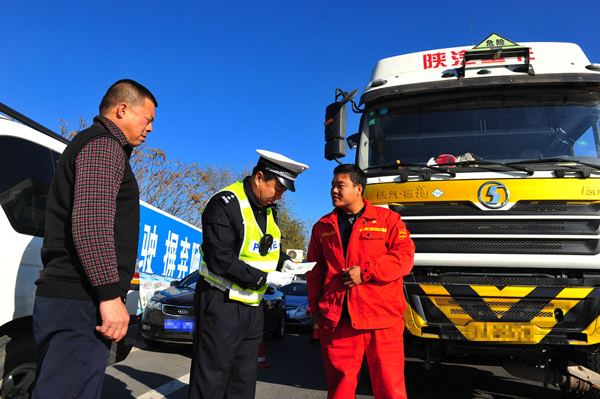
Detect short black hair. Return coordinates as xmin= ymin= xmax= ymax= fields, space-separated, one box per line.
xmin=99 ymin=79 xmax=158 ymax=115
xmin=251 ymin=165 xmax=277 ymax=183
xmin=333 ymin=164 xmax=366 ymax=189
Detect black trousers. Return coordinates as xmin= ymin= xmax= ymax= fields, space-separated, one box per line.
xmin=188 ymin=279 xmax=263 ymax=399
xmin=32 ymin=296 xmax=111 ymax=399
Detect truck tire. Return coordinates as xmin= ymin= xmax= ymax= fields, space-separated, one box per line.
xmin=0 ymin=333 xmax=38 ymax=399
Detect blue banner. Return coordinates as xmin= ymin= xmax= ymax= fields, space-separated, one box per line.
xmin=137 ymin=201 xmax=203 ymax=281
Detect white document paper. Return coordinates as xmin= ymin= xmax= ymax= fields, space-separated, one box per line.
xmin=286 ymin=261 xmax=317 ymax=275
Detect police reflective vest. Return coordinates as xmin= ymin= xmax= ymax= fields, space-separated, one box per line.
xmin=199 ymin=181 xmax=280 ymax=305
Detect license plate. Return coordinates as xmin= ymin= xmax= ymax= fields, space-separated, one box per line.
xmin=164 ymin=319 xmax=195 ymax=332
xmin=471 ymin=322 xmax=533 ymax=343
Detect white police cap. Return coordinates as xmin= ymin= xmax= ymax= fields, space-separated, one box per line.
xmin=256 ymin=149 xmax=309 ymax=192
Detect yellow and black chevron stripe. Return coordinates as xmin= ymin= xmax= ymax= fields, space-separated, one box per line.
xmin=404 ymin=283 xmax=600 ymax=346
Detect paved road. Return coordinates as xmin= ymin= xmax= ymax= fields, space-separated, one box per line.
xmin=103 ymin=328 xmax=572 ymax=398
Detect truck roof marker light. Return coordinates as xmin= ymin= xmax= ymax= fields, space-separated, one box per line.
xmin=370 ymin=79 xmax=387 ymax=88
xmin=477 ymin=69 xmax=492 ymax=75
xmin=586 ymin=64 xmax=600 ymax=71
xmin=441 ymin=72 xmax=455 ymax=78
xmin=511 ymin=66 xmax=528 ymax=73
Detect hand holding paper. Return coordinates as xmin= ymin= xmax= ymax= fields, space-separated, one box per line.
xmin=282 ymin=260 xmax=317 ymax=275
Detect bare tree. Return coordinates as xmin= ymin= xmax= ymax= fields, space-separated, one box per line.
xmin=276 ymin=198 xmax=311 ymax=254
xmin=130 ymin=146 xmax=249 ymax=227
xmin=58 ymin=117 xmax=89 ymax=140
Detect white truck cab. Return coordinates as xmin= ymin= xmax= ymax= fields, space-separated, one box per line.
xmin=324 ymin=33 xmax=600 ymax=396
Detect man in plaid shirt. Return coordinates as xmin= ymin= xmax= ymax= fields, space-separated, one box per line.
xmin=33 ymin=79 xmax=157 ymax=399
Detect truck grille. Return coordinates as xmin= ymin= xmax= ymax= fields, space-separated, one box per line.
xmin=411 ymin=220 xmax=599 ymax=234
xmin=390 ymin=200 xmax=600 ymax=256
xmin=419 ymin=276 xmax=574 ymax=286
xmin=417 ymin=238 xmax=598 ymax=255
xmin=392 ymin=201 xmax=600 ymax=216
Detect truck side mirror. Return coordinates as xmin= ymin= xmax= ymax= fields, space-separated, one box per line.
xmin=346 ymin=133 xmax=360 ymax=150
xmin=324 ymin=89 xmax=359 ymax=161
xmin=324 ymin=102 xmax=347 ymax=160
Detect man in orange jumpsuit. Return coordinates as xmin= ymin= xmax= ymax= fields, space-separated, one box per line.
xmin=307 ymin=164 xmax=415 ymax=399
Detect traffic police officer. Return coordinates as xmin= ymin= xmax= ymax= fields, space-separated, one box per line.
xmin=188 ymin=149 xmax=308 ymax=399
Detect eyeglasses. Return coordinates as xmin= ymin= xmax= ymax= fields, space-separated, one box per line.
xmin=259 ymin=234 xmax=274 ymax=256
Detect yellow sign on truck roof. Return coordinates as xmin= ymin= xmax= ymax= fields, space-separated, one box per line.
xmin=464 ymin=33 xmax=530 ymax=68
xmin=472 ymin=33 xmax=520 ymax=51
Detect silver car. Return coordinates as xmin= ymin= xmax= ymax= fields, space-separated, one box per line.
xmin=280 ymin=280 xmax=312 ymax=327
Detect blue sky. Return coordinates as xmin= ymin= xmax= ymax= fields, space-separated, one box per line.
xmin=2 ymin=0 xmax=599 ymax=225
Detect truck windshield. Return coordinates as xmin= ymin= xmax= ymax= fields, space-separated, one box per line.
xmin=362 ymin=87 xmax=600 ymax=170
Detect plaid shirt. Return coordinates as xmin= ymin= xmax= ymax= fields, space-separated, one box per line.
xmin=71 ymin=115 xmax=133 ymax=289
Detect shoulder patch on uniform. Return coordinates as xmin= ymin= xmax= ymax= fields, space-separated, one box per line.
xmin=219 ymin=193 xmax=236 ymax=205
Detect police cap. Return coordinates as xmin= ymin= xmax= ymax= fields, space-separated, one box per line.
xmin=256 ymin=149 xmax=308 ymax=192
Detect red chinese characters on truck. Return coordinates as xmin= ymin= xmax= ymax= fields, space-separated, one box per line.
xmin=423 ymin=48 xmax=535 ymax=70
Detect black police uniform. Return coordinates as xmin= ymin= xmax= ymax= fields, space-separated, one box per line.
xmin=188 ymin=177 xmax=289 ymax=399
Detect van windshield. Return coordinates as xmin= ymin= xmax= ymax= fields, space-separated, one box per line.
xmin=361 ymin=87 xmax=600 ymax=170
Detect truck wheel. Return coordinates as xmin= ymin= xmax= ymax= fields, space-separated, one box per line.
xmin=0 ymin=334 xmax=38 ymax=399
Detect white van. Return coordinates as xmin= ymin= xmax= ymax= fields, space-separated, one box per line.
xmin=0 ymin=103 xmax=137 ymax=397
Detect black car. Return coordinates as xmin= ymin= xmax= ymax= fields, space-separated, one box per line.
xmin=140 ymin=271 xmax=286 ymax=347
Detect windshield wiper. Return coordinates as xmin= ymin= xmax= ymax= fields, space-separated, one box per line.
xmin=366 ymin=159 xmax=535 ymax=179
xmin=508 ymin=157 xmax=600 ymax=169
xmin=506 ymin=157 xmax=600 ymax=177
xmin=435 ymin=159 xmax=535 ymax=176
xmin=364 ymin=162 xmax=457 ymax=179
